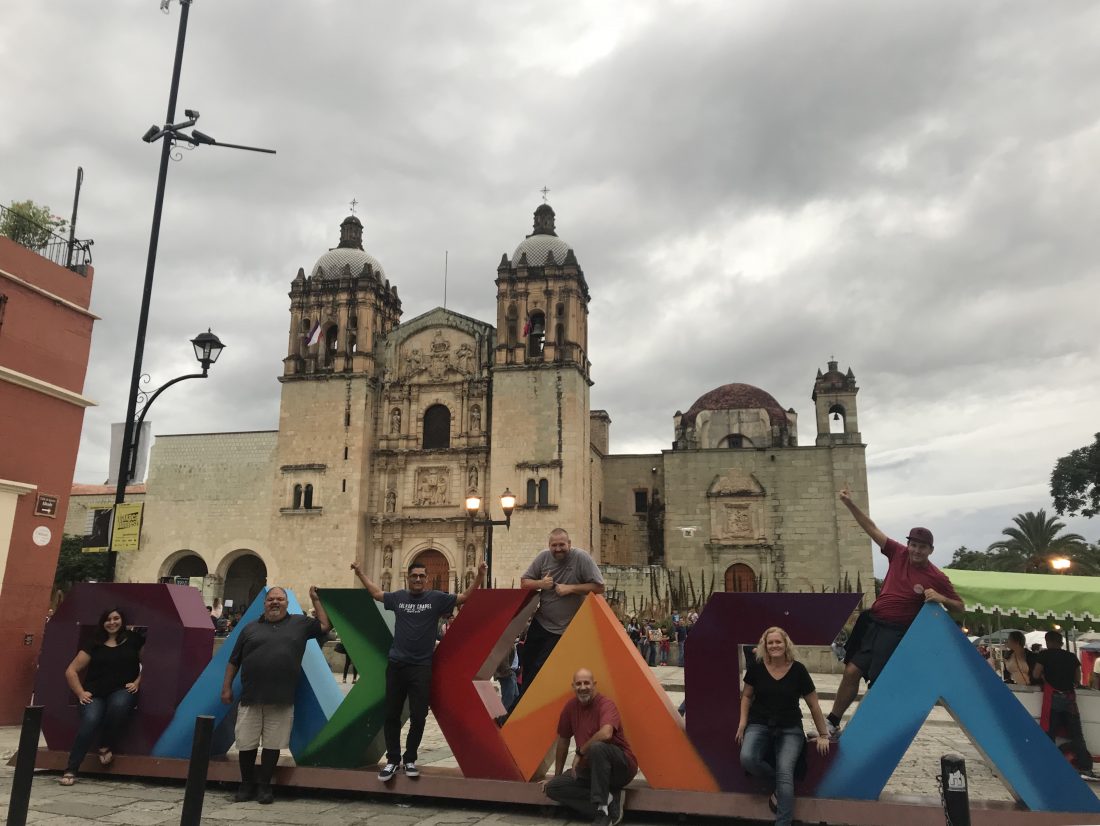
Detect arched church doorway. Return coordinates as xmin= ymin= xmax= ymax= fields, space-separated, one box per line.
xmin=724 ymin=563 xmax=757 ymax=593
xmin=167 ymin=553 xmax=207 ymax=580
xmin=223 ymin=553 xmax=267 ymax=612
xmin=411 ymin=548 xmax=450 ymax=592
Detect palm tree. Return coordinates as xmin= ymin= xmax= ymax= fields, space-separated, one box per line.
xmin=987 ymin=510 xmax=1088 ymax=574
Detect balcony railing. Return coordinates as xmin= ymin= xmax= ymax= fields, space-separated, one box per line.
xmin=0 ymin=202 xmax=93 ymax=274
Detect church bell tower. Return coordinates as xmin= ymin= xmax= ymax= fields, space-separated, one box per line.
xmin=487 ymin=204 xmax=594 ymax=584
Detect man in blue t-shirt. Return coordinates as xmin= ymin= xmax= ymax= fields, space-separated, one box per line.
xmin=351 ymin=557 xmax=485 ymax=781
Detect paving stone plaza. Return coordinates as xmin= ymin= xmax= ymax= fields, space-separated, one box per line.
xmin=4 ymin=666 xmax=1095 ymax=825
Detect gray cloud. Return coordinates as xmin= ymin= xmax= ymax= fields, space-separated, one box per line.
xmin=5 ymin=1 xmax=1099 ymax=569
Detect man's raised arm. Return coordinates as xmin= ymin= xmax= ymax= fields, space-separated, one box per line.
xmin=839 ymin=487 xmax=888 ymax=549
xmin=350 ymin=561 xmax=385 ymax=602
xmin=456 ymin=561 xmax=487 ymax=605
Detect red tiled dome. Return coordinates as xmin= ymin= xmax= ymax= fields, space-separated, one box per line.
xmin=680 ymin=383 xmax=788 ymax=427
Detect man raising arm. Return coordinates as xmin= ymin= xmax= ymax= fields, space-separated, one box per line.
xmin=825 ymin=488 xmax=964 ymax=740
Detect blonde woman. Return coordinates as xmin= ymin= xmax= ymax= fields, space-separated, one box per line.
xmin=735 ymin=627 xmax=830 ymax=826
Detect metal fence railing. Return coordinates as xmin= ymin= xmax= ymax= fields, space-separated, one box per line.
xmin=0 ymin=202 xmax=93 ymax=274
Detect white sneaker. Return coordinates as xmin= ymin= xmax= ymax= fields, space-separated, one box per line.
xmin=378 ymin=763 xmax=398 ymax=782
xmin=403 ymin=761 xmax=419 ymax=778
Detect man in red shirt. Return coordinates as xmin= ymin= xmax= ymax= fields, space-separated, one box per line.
xmin=541 ymin=668 xmax=637 ymax=826
xmin=825 ymin=488 xmax=964 ymax=739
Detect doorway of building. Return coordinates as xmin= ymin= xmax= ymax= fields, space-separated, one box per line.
xmin=412 ymin=548 xmax=450 ymax=592
xmin=167 ymin=553 xmax=207 ymax=580
xmin=724 ymin=562 xmax=757 ymax=593
xmin=223 ymin=553 xmax=267 ymax=612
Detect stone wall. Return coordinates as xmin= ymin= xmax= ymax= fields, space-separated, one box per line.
xmin=661 ymin=444 xmax=873 ymax=602
xmin=113 ymin=431 xmax=276 ymax=586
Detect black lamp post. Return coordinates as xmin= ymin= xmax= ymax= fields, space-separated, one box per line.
xmin=108 ymin=0 xmax=271 ymax=581
xmin=465 ymin=489 xmax=516 ymax=587
xmin=106 ymin=330 xmax=225 ymax=581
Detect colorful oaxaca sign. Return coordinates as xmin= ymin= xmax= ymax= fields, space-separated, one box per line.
xmin=35 ymin=585 xmax=1100 ymax=815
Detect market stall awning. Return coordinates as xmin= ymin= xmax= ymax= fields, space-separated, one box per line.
xmin=948 ymin=569 xmax=1100 ymax=622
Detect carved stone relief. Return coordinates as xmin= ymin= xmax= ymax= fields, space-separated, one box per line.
xmin=383 ymin=545 xmax=393 ymax=567
xmin=468 ymin=465 xmax=478 ymax=491
xmin=465 ymin=543 xmax=476 ymax=568
xmin=415 ymin=467 xmax=451 ymax=505
xmin=470 ymin=404 xmax=482 ymax=433
xmin=385 ymin=489 xmax=397 ymax=513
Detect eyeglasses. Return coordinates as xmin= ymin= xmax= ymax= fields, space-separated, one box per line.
xmin=409 ymin=574 xmax=428 ymax=580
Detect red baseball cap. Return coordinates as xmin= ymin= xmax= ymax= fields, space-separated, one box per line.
xmin=907 ymin=527 xmax=934 ymax=546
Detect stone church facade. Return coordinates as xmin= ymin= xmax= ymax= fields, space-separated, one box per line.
xmin=102 ymin=205 xmax=873 ymax=611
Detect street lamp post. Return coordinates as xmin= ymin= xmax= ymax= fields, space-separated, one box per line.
xmin=108 ymin=0 xmax=273 ymax=582
xmin=465 ymin=489 xmax=516 ymax=587
xmin=107 ymin=330 xmax=225 ymax=581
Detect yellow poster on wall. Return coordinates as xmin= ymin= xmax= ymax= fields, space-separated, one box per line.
xmin=111 ymin=502 xmax=144 ymax=551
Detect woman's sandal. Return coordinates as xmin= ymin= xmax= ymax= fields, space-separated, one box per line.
xmin=768 ymin=793 xmax=778 ymax=814
xmin=58 ymin=773 xmax=76 ymax=786
xmin=98 ymin=748 xmax=113 ymax=767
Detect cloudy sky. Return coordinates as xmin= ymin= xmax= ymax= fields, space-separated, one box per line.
xmin=5 ymin=0 xmax=1099 ymax=573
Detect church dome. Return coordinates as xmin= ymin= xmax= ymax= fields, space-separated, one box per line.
xmin=681 ymin=383 xmax=789 ymax=427
xmin=510 ymin=203 xmax=576 ymax=265
xmin=512 ymin=234 xmax=573 ymax=265
xmin=311 ymin=215 xmax=387 ymax=280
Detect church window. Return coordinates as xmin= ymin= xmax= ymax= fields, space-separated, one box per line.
xmin=538 ymin=478 xmax=549 ymax=506
xmin=343 ymin=446 xmax=348 ymax=460
xmin=348 ymin=313 xmax=357 ymax=329
xmin=634 ymin=490 xmax=648 ymax=513
xmin=292 ymin=484 xmax=302 ymax=510
xmin=723 ymin=434 xmax=745 ymax=448
xmin=556 ymin=302 xmax=565 ymax=317
xmin=829 ymin=404 xmax=846 ymax=434
xmin=348 ymin=332 xmax=357 ymax=353
xmin=342 ymin=479 xmax=346 ymax=492
xmin=526 ymin=479 xmax=537 ymax=506
xmin=423 ymin=404 xmax=451 ymax=449
xmin=323 ymin=325 xmax=339 ymax=367
xmin=303 ymin=484 xmax=314 ymax=509
xmin=527 ymin=311 xmax=546 ymax=361
xmin=506 ymin=304 xmax=518 ymax=346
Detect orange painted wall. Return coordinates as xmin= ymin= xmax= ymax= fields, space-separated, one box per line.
xmin=0 ymin=237 xmax=96 ymax=723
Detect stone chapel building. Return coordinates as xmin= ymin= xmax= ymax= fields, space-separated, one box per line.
xmin=95 ymin=204 xmax=873 ymax=610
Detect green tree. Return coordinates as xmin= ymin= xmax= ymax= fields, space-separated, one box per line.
xmin=1051 ymin=432 xmax=1100 ymax=518
xmin=53 ymin=534 xmax=110 ymax=591
xmin=0 ymin=199 xmax=67 ymax=250
xmin=945 ymin=545 xmax=1003 ymax=571
xmin=986 ymin=509 xmax=1087 ymax=574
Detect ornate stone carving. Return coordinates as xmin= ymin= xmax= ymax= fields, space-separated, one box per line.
xmin=415 ymin=467 xmax=451 ymax=505
xmin=708 ymin=469 xmax=766 ymax=545
xmin=383 ymin=545 xmax=393 ymax=567
xmin=468 ymin=465 xmax=478 ymax=491
xmin=385 ymin=489 xmax=396 ymax=513
xmin=428 ymin=331 xmax=451 ymax=380
xmin=390 ymin=408 xmax=401 ymax=434
xmin=454 ymin=342 xmax=473 ymax=374
xmin=465 ymin=543 xmax=475 ymax=568
xmin=470 ymin=404 xmax=482 ymax=433
xmin=381 ymin=572 xmax=392 ymax=591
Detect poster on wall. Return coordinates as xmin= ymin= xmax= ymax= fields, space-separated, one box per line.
xmin=111 ymin=502 xmax=144 ymax=551
xmin=82 ymin=508 xmax=113 ymax=553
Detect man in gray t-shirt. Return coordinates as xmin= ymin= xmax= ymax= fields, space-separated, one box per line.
xmin=519 ymin=528 xmax=605 ymax=693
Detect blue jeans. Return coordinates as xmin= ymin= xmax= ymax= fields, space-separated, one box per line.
xmin=66 ymin=688 xmax=136 ymax=773
xmin=740 ymin=723 xmax=804 ymax=826
xmin=499 ymin=672 xmax=518 ymax=712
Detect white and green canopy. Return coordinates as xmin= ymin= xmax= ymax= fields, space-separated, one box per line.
xmin=948 ymin=569 xmax=1100 ymax=623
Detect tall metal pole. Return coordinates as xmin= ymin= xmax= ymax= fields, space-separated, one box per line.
xmin=7 ymin=705 xmax=43 ymax=826
xmin=108 ymin=0 xmax=191 ymax=582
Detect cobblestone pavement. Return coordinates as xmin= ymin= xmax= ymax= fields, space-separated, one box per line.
xmin=2 ymin=666 xmax=1096 ymax=824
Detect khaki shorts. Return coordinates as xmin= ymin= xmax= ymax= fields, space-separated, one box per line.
xmin=235 ymin=703 xmax=294 ymax=751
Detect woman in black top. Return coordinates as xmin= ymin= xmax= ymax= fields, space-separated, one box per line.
xmin=59 ymin=607 xmax=143 ymax=785
xmin=736 ymin=626 xmax=830 ymax=826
